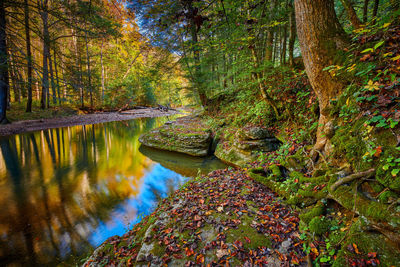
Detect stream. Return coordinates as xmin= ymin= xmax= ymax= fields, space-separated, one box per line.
xmin=0 ymin=116 xmax=226 ymax=266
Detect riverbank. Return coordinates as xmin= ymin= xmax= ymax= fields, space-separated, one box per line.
xmin=0 ymin=108 xmax=180 ymax=136
xmin=84 ymin=110 xmax=400 ymax=266
xmin=84 ymin=168 xmax=307 ymax=266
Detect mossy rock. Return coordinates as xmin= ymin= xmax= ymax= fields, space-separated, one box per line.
xmin=308 ymin=216 xmax=331 ymax=236
xmin=299 ymin=202 xmax=325 ymax=224
xmin=139 ymin=117 xmax=212 ymax=156
xmin=333 ymin=219 xmax=400 ymax=267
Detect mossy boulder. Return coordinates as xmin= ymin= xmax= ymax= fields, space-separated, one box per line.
xmin=139 ymin=116 xmax=212 ymax=156
xmin=215 ymin=126 xmax=281 ymax=166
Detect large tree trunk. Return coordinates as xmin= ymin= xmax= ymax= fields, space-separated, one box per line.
xmin=295 ymin=0 xmax=349 ymax=160
xmin=25 ymin=0 xmax=33 ymax=112
xmin=0 ymin=0 xmax=9 ymax=124
xmin=340 ymin=0 xmax=362 ymax=29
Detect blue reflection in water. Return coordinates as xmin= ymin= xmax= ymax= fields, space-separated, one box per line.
xmin=89 ymin=164 xmax=186 ymax=245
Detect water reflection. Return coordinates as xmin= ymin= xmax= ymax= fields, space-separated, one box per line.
xmin=0 ymin=117 xmax=224 ymax=266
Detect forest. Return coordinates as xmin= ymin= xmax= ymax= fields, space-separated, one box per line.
xmin=0 ymin=0 xmax=400 ymax=266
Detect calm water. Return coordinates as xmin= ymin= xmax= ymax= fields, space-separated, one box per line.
xmin=0 ymin=117 xmax=226 ymax=266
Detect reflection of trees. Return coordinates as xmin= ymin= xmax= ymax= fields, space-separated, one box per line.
xmin=0 ymin=137 xmax=37 ymax=266
xmin=0 ymin=118 xmax=159 ymax=265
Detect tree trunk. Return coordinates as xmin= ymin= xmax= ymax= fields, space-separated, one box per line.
xmin=340 ymin=0 xmax=362 ymax=29
xmin=0 ymin=0 xmax=9 ymax=123
xmin=363 ymin=0 xmax=370 ymax=23
xmin=72 ymin=30 xmax=84 ymax=108
xmin=187 ymin=2 xmax=207 ymax=107
xmin=39 ymin=0 xmax=50 ymax=110
xmin=288 ymin=1 xmax=296 ymax=67
xmin=100 ymin=41 xmax=105 ymax=103
xmin=280 ymin=24 xmax=287 ymax=65
xmin=265 ymin=0 xmax=276 ymax=61
xmin=84 ymin=28 xmax=93 ymax=107
xmin=53 ymin=48 xmax=61 ymax=105
xmin=48 ymin=45 xmax=56 ymax=104
xmin=295 ymin=0 xmax=349 ymax=159
xmin=372 ymin=0 xmax=379 ymax=18
xmin=25 ymin=0 xmax=33 ymax=112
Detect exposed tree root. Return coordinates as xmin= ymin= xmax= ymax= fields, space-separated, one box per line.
xmin=330 ymin=169 xmax=375 ymax=192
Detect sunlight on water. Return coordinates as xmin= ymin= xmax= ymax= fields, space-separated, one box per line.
xmin=0 ymin=117 xmax=226 ymax=266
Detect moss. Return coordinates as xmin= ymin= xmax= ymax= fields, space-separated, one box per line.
xmin=330 ymin=185 xmax=400 ymax=224
xmin=299 ymin=202 xmax=325 ymax=224
xmin=331 ymin=118 xmax=371 ymax=171
xmin=282 ymin=149 xmax=306 ymax=171
xmin=226 ymin=215 xmax=272 ymax=250
xmin=334 ymin=219 xmax=400 ymax=267
xmin=378 ymin=190 xmax=399 ymax=203
xmin=150 ymin=242 xmax=165 ymax=257
xmin=308 ymin=216 xmax=331 ymax=236
xmin=268 ymin=164 xmax=282 ymax=178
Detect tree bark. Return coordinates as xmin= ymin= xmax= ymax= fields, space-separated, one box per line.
xmin=280 ymin=24 xmax=287 ymax=65
xmin=363 ymin=0 xmax=370 ymax=23
xmin=53 ymin=47 xmax=61 ymax=105
xmin=25 ymin=0 xmax=33 ymax=112
xmin=187 ymin=1 xmax=207 ymax=107
xmin=84 ymin=28 xmax=93 ymax=107
xmin=0 ymin=0 xmax=9 ymax=123
xmin=48 ymin=44 xmax=56 ymax=105
xmin=288 ymin=1 xmax=296 ymax=67
xmin=340 ymin=0 xmax=362 ymax=29
xmin=100 ymin=41 xmax=105 ymax=103
xmin=372 ymin=0 xmax=379 ymax=18
xmin=39 ymin=0 xmax=50 ymax=110
xmin=265 ymin=0 xmax=276 ymax=62
xmin=295 ymin=0 xmax=349 ymax=159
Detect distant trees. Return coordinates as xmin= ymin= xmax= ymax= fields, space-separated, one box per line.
xmin=0 ymin=0 xmax=187 ymax=120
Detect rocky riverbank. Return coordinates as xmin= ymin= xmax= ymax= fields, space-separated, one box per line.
xmin=84 ymin=115 xmax=400 ymax=267
xmin=84 ymin=169 xmax=307 ymax=266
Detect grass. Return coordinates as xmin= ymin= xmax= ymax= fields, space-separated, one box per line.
xmin=6 ymin=100 xmax=79 ymax=122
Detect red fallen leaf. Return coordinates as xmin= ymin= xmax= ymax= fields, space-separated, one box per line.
xmin=199 ymin=199 xmax=205 ymax=204
xmin=194 ymin=215 xmax=201 ymax=221
xmin=368 ymin=252 xmax=377 ymax=258
xmin=173 ymin=254 xmax=183 ymax=259
xmin=244 ymin=236 xmax=251 ymax=244
xmin=234 ymin=240 xmax=243 ymax=247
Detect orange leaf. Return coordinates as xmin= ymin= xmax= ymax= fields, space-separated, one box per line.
xmin=353 ymin=243 xmax=360 ymax=254
xmin=374 ymin=146 xmax=382 ymax=157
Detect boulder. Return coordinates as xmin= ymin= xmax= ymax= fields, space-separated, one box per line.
xmin=139 ymin=116 xmax=212 ymax=157
xmin=215 ymin=126 xmax=281 ymax=166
